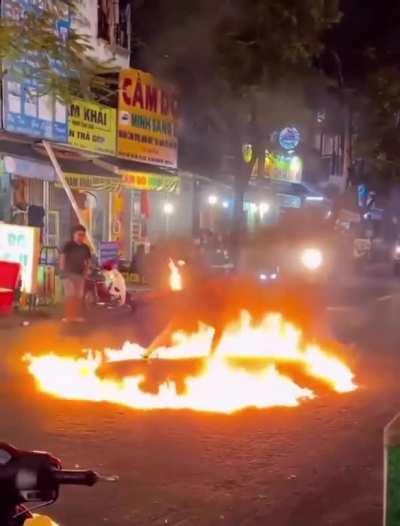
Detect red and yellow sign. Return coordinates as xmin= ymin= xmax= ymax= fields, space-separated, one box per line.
xmin=118 ymin=68 xmax=178 ymax=169
xmin=121 ymin=171 xmax=179 ymax=193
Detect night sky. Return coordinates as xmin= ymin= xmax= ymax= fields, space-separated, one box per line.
xmin=332 ymin=0 xmax=400 ymax=77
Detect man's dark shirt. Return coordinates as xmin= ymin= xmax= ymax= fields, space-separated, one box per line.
xmin=62 ymin=241 xmax=91 ymax=275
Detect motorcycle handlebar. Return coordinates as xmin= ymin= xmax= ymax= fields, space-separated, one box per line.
xmin=52 ymin=469 xmax=99 ymax=487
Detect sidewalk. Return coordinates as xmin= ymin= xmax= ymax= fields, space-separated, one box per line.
xmin=0 ymin=305 xmax=61 ymax=330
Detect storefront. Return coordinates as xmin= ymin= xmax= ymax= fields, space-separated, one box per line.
xmin=0 ymin=67 xmax=187 ymax=262
xmin=0 ymin=135 xmax=188 ymax=259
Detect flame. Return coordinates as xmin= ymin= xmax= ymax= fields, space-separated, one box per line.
xmin=25 ymin=311 xmax=356 ymax=414
xmin=169 ymin=258 xmax=182 ymax=291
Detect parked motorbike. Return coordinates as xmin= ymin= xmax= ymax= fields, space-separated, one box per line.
xmin=0 ymin=442 xmax=117 ymax=525
xmin=84 ymin=263 xmax=135 ymax=311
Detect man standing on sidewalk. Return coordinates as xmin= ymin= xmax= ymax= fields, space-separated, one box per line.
xmin=60 ymin=225 xmax=91 ymax=322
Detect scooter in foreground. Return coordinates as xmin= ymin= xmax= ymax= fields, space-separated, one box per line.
xmin=0 ymin=442 xmax=117 ymax=525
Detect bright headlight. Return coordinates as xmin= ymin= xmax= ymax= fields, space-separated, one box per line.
xmin=395 ymin=245 xmax=400 ymax=255
xmin=301 ymin=248 xmax=323 ymax=271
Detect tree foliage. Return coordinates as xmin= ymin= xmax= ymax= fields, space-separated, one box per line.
xmin=135 ymin=0 xmax=340 ymax=235
xmin=328 ymin=0 xmax=400 ymax=176
xmin=0 ymin=0 xmax=113 ymax=102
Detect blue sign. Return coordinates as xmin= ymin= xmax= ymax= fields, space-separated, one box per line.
xmin=100 ymin=242 xmax=119 ymax=265
xmin=279 ymin=127 xmax=301 ymax=151
xmin=358 ymin=184 xmax=368 ymax=208
xmin=2 ymin=0 xmax=69 ymax=142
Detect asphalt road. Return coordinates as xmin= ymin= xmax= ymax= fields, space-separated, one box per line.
xmin=1 ymin=273 xmax=400 ymax=526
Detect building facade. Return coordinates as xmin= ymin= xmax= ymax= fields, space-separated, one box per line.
xmin=0 ymin=0 xmax=196 ymax=269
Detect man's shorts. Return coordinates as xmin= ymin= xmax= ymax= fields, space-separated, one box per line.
xmin=62 ymin=274 xmax=85 ymax=299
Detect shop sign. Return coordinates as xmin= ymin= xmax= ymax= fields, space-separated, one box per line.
xmin=61 ymin=173 xmax=122 ymax=192
xmin=118 ymin=68 xmax=179 ymax=169
xmin=1 ymin=0 xmax=69 ymax=142
xmin=279 ymin=127 xmax=301 ymax=151
xmin=242 ymin=144 xmax=253 ymax=164
xmin=69 ymin=98 xmax=116 ymax=155
xmin=0 ymin=223 xmax=40 ymax=293
xmin=121 ymin=171 xmax=180 ymax=193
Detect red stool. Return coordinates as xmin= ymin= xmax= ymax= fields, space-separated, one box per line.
xmin=0 ymin=261 xmax=21 ymax=315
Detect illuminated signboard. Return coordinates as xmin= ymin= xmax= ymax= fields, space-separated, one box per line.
xmin=279 ymin=127 xmax=301 ymax=150
xmin=118 ymin=68 xmax=179 ymax=168
xmin=0 ymin=223 xmax=40 ymax=293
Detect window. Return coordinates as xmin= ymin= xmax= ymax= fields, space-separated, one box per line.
xmin=46 ymin=210 xmax=60 ymax=249
xmin=98 ymin=0 xmax=131 ymax=51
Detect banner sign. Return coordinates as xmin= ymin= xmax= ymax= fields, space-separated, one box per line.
xmin=61 ymin=173 xmax=122 ymax=192
xmin=118 ymin=68 xmax=179 ymax=169
xmin=0 ymin=223 xmax=40 ymax=293
xmin=1 ymin=0 xmax=69 ymax=142
xmin=60 ymin=172 xmax=179 ymax=194
xmin=69 ymin=98 xmax=116 ymax=155
xmin=121 ymin=171 xmax=180 ymax=193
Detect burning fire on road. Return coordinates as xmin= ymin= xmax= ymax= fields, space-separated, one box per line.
xmin=25 ymin=311 xmax=357 ymax=414
xmin=169 ymin=258 xmax=183 ymax=291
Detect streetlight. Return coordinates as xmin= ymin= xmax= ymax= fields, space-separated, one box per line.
xmin=163 ymin=202 xmax=174 ymax=235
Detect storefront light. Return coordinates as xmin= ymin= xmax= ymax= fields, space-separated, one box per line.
xmin=259 ymin=202 xmax=270 ymax=218
xmin=163 ymin=202 xmax=175 ymax=215
xmin=289 ymin=156 xmax=302 ymax=180
xmin=208 ymin=194 xmax=218 ymax=206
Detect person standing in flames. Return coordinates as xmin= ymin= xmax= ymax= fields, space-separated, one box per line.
xmin=60 ymin=225 xmax=91 ymax=322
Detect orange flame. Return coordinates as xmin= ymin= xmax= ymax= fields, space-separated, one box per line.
xmin=169 ymin=259 xmax=182 ymax=291
xmin=25 ymin=311 xmax=356 ymax=414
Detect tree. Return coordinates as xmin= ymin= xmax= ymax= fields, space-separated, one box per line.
xmin=0 ymin=0 xmax=113 ymax=102
xmin=135 ymin=0 xmax=340 ymax=249
xmin=327 ymin=0 xmax=400 ymax=182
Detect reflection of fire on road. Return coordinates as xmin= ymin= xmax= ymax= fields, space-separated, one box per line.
xmin=25 ymin=311 xmax=356 ymax=414
xmin=169 ymin=258 xmax=182 ymax=291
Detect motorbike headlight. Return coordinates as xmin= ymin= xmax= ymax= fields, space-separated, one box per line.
xmin=301 ymin=248 xmax=323 ymax=271
xmin=259 ymin=271 xmax=278 ymax=281
xmin=395 ymin=245 xmax=400 ymax=255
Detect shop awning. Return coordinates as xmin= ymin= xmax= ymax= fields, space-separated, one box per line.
xmin=0 ymin=132 xmax=180 ymax=193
